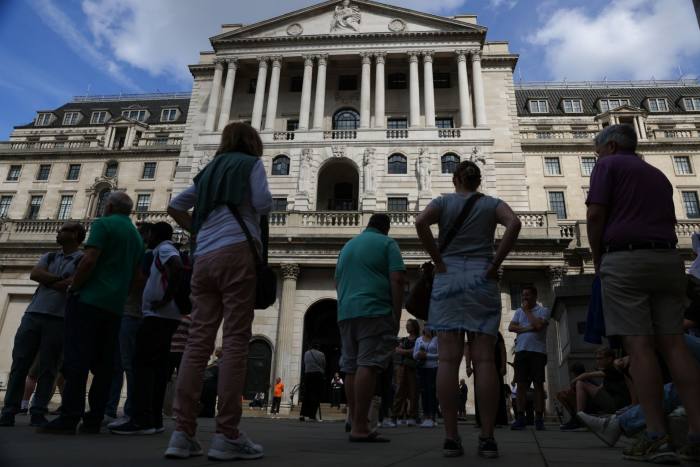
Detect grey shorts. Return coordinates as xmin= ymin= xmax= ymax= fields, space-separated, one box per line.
xmin=339 ymin=314 xmax=397 ymax=374
xmin=600 ymin=249 xmax=685 ymax=336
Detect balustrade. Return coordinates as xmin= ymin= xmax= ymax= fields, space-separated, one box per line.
xmin=438 ymin=128 xmax=461 ymax=138
xmin=273 ymin=131 xmax=295 ymax=141
xmin=323 ymin=130 xmax=357 ymax=140
xmin=386 ymin=129 xmax=408 ymax=139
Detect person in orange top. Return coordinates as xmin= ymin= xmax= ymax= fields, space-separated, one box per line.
xmin=271 ymin=378 xmax=284 ymax=415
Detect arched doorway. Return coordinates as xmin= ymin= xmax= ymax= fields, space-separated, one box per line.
xmin=301 ymin=299 xmax=341 ymax=403
xmin=316 ymin=159 xmax=359 ymax=211
xmin=243 ymin=338 xmax=272 ymax=401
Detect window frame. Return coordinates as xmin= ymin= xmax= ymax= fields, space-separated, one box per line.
xmin=286 ymin=119 xmax=299 ymax=132
xmin=65 ymin=164 xmax=81 ymax=181
xmin=683 ymin=97 xmax=700 ymax=112
xmin=528 ymin=100 xmax=549 ymax=114
xmin=547 ymin=190 xmax=568 ymax=220
xmin=6 ymin=165 xmax=22 ymax=182
xmin=0 ymin=195 xmax=13 ymax=218
xmin=543 ymin=156 xmax=563 ymax=176
xmin=647 ymin=98 xmax=669 ymax=113
xmin=387 ymin=197 xmax=409 ymax=212
xmin=104 ymin=161 xmax=119 ymax=178
xmin=135 ymin=193 xmax=151 ymax=213
xmin=35 ymin=113 xmax=52 ymax=126
xmin=141 ymin=162 xmax=157 ymax=180
xmin=562 ymin=99 xmax=583 ymax=114
xmin=387 ymin=153 xmax=408 ymax=175
xmin=121 ymin=109 xmax=147 ymax=122
xmin=62 ymin=112 xmax=81 ymax=126
xmin=598 ymin=98 xmax=630 ymax=113
xmin=682 ymin=190 xmax=700 ymax=219
xmin=332 ymin=108 xmax=360 ymax=130
xmin=441 ymin=153 xmax=460 ymax=174
xmin=673 ymin=156 xmax=694 ymax=176
xmin=435 ymin=117 xmax=454 ymax=129
xmin=160 ymin=108 xmax=178 ymax=122
xmin=36 ymin=164 xmax=51 ymax=181
xmin=387 ymin=118 xmax=408 ymax=129
xmin=57 ymin=195 xmax=74 ymax=220
xmin=271 ymin=155 xmax=290 ymax=176
xmin=27 ymin=195 xmax=44 ymax=220
xmin=272 ymin=198 xmax=288 ymax=211
xmin=90 ymin=111 xmax=108 ymax=125
xmin=580 ymin=156 xmax=596 ymax=177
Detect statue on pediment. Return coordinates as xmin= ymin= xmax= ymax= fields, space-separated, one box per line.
xmin=469 ymin=146 xmax=486 ymax=168
xmin=331 ymin=0 xmax=361 ymax=32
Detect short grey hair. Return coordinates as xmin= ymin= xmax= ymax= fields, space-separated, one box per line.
xmin=594 ymin=124 xmax=637 ymax=151
xmin=107 ymin=191 xmax=133 ymax=214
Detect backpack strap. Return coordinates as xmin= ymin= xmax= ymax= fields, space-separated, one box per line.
xmin=226 ymin=203 xmax=267 ymax=266
xmin=439 ymin=193 xmax=484 ymax=254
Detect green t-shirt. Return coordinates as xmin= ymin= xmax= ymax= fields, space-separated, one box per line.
xmin=77 ymin=214 xmax=144 ymax=315
xmin=335 ymin=228 xmax=406 ymax=322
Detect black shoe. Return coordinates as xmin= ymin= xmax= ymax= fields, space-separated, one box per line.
xmin=78 ymin=423 xmax=101 ymax=434
xmin=36 ymin=417 xmax=76 ymax=435
xmin=30 ymin=414 xmax=48 ymax=427
xmin=345 ymin=422 xmax=351 ymax=433
xmin=109 ymin=420 xmax=155 ymax=435
xmin=478 ymin=437 xmax=499 ymax=459
xmin=0 ymin=413 xmax=15 ymax=427
xmin=443 ymin=438 xmax=464 ymax=457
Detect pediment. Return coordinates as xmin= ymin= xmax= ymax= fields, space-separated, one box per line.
xmin=107 ymin=116 xmax=149 ymax=128
xmin=212 ymin=0 xmax=484 ymax=42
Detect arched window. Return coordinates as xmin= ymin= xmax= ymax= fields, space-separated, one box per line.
xmin=271 ymin=155 xmax=290 ymax=176
xmin=332 ymin=108 xmax=360 ymax=130
xmin=104 ymin=160 xmax=118 ymax=178
xmin=94 ymin=188 xmax=110 ymax=217
xmin=441 ymin=153 xmax=460 ymax=174
xmin=387 ymin=153 xmax=407 ymax=174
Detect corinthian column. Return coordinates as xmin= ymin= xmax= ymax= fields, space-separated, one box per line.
xmin=455 ymin=50 xmax=473 ymax=128
xmin=274 ymin=263 xmax=301 ymax=412
xmin=217 ymin=59 xmax=238 ymax=131
xmin=312 ymin=55 xmax=328 ymax=130
xmin=204 ymin=60 xmax=224 ymax=131
xmin=251 ymin=57 xmax=269 ymax=130
xmin=298 ymin=55 xmax=314 ymax=130
xmin=408 ymin=52 xmax=421 ymax=127
xmin=422 ymin=51 xmax=436 ymax=128
xmin=374 ymin=52 xmax=386 ymax=128
xmin=264 ymin=56 xmax=283 ymax=131
xmin=471 ymin=52 xmax=488 ymax=127
xmin=360 ymin=52 xmax=372 ymax=129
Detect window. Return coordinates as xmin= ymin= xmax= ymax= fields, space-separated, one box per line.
xmin=387 ymin=73 xmax=407 ymax=90
xmin=272 ymin=198 xmax=288 ymax=211
xmin=27 ymin=195 xmax=43 ymax=220
xmin=333 ymin=109 xmax=360 ymax=130
xmin=248 ymin=79 xmax=257 ymax=94
xmin=36 ymin=164 xmax=51 ymax=181
xmin=338 ymin=75 xmax=358 ymax=91
xmin=6 ymin=165 xmax=21 ymax=181
xmin=271 ymin=156 xmax=290 ymax=176
xmin=436 ymin=117 xmax=454 ymax=129
xmin=433 ymin=73 xmax=450 ymax=89
xmin=683 ymin=97 xmax=700 ymax=111
xmin=121 ymin=109 xmax=147 ymax=122
xmin=57 ymin=195 xmax=73 ymax=220
xmin=35 ymin=113 xmax=52 ymax=126
xmin=528 ymin=100 xmax=549 ymax=114
xmin=161 ymin=108 xmax=178 ymax=122
xmin=387 ymin=154 xmax=407 ymax=174
xmin=647 ymin=98 xmax=669 ymax=113
xmin=95 ymin=189 xmax=110 ymax=217
xmin=544 ymin=157 xmax=562 ymax=176
xmin=387 ymin=197 xmax=408 ymax=211
xmin=289 ymin=76 xmax=303 ymax=92
xmin=62 ymin=112 xmax=81 ymax=126
xmin=136 ymin=194 xmax=151 ymax=212
xmin=90 ymin=111 xmax=108 ymax=124
xmin=105 ymin=161 xmax=119 ymax=178
xmin=581 ymin=157 xmax=596 ymax=176
xmin=387 ymin=118 xmax=407 ymax=129
xmin=599 ymin=98 xmax=630 ymax=112
xmin=286 ymin=120 xmax=299 ymax=131
xmin=441 ymin=153 xmax=460 ymax=174
xmin=0 ymin=195 xmax=12 ymax=217
xmin=683 ymin=191 xmax=700 ymax=218
xmin=66 ymin=164 xmax=81 ymax=181
xmin=674 ymin=156 xmax=693 ymax=175
xmin=548 ymin=191 xmax=567 ymax=219
xmin=142 ymin=162 xmax=157 ymax=179
xmin=562 ymin=99 xmax=583 ymax=113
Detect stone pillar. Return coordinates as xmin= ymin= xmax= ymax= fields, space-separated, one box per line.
xmin=205 ymin=60 xmax=224 ymax=131
xmin=456 ymin=50 xmax=473 ymax=128
xmin=274 ymin=263 xmax=300 ymax=413
xmin=636 ymin=116 xmax=648 ymax=140
xmin=374 ymin=52 xmax=386 ymax=129
xmin=471 ymin=52 xmax=488 ymax=127
xmin=217 ymin=59 xmax=238 ymax=131
xmin=251 ymin=57 xmax=269 ymax=131
xmin=422 ymin=51 xmax=436 ymax=128
xmin=360 ymin=52 xmax=372 ymax=129
xmin=632 ymin=117 xmax=642 ymax=140
xmin=312 ymin=55 xmax=328 ymax=130
xmin=264 ymin=56 xmax=283 ymax=131
xmin=408 ymin=52 xmax=421 ymax=128
xmin=298 ymin=55 xmax=314 ymax=130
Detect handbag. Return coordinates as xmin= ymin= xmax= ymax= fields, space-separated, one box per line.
xmin=406 ymin=193 xmax=484 ymax=321
xmin=227 ymin=204 xmax=278 ymax=309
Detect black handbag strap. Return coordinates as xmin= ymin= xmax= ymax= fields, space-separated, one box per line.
xmin=439 ymin=193 xmax=484 ymax=254
xmin=226 ymin=203 xmax=268 ymax=266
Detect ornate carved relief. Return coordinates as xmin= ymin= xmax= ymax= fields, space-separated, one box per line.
xmin=281 ymin=263 xmax=300 ymax=280
xmin=388 ymin=18 xmax=406 ymax=32
xmin=417 ymin=147 xmax=432 ymax=192
xmin=362 ymin=148 xmax=375 ymax=193
xmin=298 ymin=148 xmax=313 ymax=194
xmin=330 ymin=0 xmax=361 ymax=32
xmin=286 ymin=23 xmax=303 ymax=36
xmin=331 ymin=145 xmax=346 ymax=158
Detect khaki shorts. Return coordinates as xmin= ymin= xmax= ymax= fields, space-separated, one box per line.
xmin=600 ymin=249 xmax=685 ymax=336
xmin=339 ymin=314 xmax=397 ymax=374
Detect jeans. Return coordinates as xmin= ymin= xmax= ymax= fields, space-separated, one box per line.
xmin=105 ymin=315 xmax=141 ymax=418
xmin=418 ymin=366 xmax=438 ymax=419
xmin=1 ymin=313 xmax=64 ymax=416
xmin=618 ymin=383 xmax=681 ymax=436
xmin=60 ymin=296 xmax=120 ymax=427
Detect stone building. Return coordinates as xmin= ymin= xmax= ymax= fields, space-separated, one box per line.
xmin=1 ymin=0 xmax=699 ymax=411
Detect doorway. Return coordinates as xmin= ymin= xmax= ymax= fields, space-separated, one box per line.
xmin=316 ymin=159 xmax=359 ymax=211
xmin=243 ymin=338 xmax=272 ymax=401
xmin=301 ymin=299 xmax=342 ymax=403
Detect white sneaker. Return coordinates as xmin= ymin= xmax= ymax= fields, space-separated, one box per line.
xmin=576 ymin=412 xmax=622 ymax=447
xmin=107 ymin=415 xmax=130 ymax=430
xmin=381 ymin=420 xmax=396 ymax=428
xmin=208 ymin=432 xmax=264 ymax=461
xmin=164 ymin=430 xmax=204 ymax=459
xmin=420 ymin=419 xmax=435 ymax=428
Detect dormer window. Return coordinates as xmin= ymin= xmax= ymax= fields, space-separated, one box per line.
xmin=562 ymin=99 xmax=583 ymax=114
xmin=63 ymin=112 xmax=81 ymax=126
xmin=599 ymin=98 xmax=630 ymax=112
xmin=90 ymin=111 xmax=108 ymax=124
xmin=528 ymin=100 xmax=549 ymax=114
xmin=683 ymin=97 xmax=700 ymax=112
xmin=121 ymin=109 xmax=147 ymax=122
xmin=647 ymin=98 xmax=669 ymax=113
xmin=35 ymin=113 xmax=52 ymax=126
xmin=161 ymin=108 xmax=178 ymax=122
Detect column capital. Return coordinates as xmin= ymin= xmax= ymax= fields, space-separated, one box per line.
xmin=421 ymin=50 xmax=435 ymax=62
xmin=471 ymin=51 xmax=482 ymax=62
xmin=547 ymin=265 xmax=568 ymax=289
xmin=223 ymin=58 xmax=238 ymax=69
xmin=256 ymin=56 xmax=270 ymax=68
xmin=455 ymin=50 xmax=468 ymax=62
xmin=281 ymin=263 xmax=300 ymax=280
xmin=407 ymin=51 xmax=420 ymax=62
xmin=360 ymin=52 xmax=372 ymax=64
xmin=374 ymin=52 xmax=387 ymax=64
xmin=270 ymin=56 xmax=283 ymax=67
xmin=213 ymin=59 xmax=226 ymax=68
xmin=315 ymin=54 xmax=329 ymax=65
xmin=302 ymin=54 xmax=315 ymax=66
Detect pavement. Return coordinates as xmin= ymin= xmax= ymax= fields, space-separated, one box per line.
xmin=0 ymin=416 xmax=638 ymax=467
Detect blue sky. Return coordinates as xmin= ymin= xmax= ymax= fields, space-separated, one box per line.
xmin=1 ymin=0 xmax=698 ymax=139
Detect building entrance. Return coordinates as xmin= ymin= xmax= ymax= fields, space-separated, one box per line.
xmin=301 ymin=299 xmax=342 ymax=403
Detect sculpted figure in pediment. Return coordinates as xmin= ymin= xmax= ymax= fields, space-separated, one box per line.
xmin=331 ymin=0 xmax=361 ymax=32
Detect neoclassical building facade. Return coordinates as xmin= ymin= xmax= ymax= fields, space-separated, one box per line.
xmin=1 ymin=0 xmax=699 ymax=409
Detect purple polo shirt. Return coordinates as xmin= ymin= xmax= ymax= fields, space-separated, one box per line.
xmin=586 ymin=152 xmax=677 ymax=245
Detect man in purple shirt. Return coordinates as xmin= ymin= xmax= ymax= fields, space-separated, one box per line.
xmin=586 ymin=124 xmax=700 ymax=464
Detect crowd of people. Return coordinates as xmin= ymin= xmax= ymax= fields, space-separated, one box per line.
xmin=0 ymin=122 xmax=699 ymax=464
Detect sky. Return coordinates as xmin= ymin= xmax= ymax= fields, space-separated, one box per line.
xmin=0 ymin=0 xmax=699 ymax=139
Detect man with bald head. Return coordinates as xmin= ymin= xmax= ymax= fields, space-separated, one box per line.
xmin=41 ymin=192 xmax=144 ymax=434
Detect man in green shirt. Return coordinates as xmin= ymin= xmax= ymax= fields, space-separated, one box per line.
xmin=335 ymin=214 xmax=405 ymax=442
xmin=40 ymin=192 xmax=144 ymax=434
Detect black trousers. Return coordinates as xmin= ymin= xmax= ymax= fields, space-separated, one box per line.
xmin=271 ymin=396 xmax=282 ymax=414
xmin=61 ymin=296 xmax=121 ymax=427
xmin=131 ymin=316 xmax=179 ymax=428
xmin=300 ymin=372 xmax=324 ymax=419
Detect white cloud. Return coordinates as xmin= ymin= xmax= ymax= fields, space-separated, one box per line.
xmin=489 ymin=0 xmax=518 ymax=9
xmin=528 ymin=0 xmax=700 ymax=81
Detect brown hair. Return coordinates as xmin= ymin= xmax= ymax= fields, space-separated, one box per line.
xmin=453 ymin=160 xmax=481 ymax=190
xmin=215 ymin=122 xmax=263 ymax=157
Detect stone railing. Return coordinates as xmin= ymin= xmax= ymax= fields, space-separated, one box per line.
xmin=520 ymin=130 xmax=598 ymax=141
xmin=133 ymin=211 xmax=170 ymax=223
xmin=140 ymin=137 xmax=183 ymax=147
xmin=647 ymin=129 xmax=699 ymax=140
xmin=323 ymin=130 xmax=357 ymax=140
xmin=386 ymin=129 xmax=408 ymax=139
xmin=677 ymin=220 xmax=700 ymax=237
xmin=273 ymin=131 xmax=295 ymax=141
xmin=438 ymin=129 xmax=461 ymax=138
xmin=300 ymin=211 xmax=361 ymax=227
xmin=8 ymin=140 xmax=95 ymax=150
